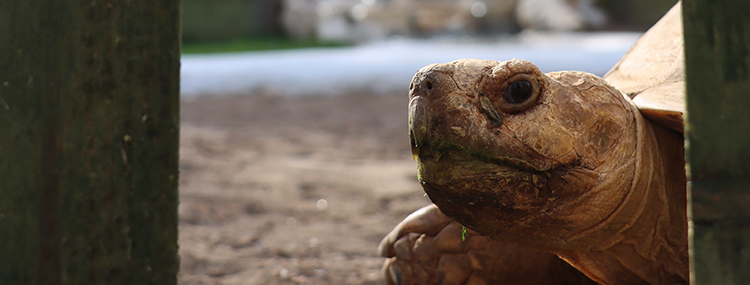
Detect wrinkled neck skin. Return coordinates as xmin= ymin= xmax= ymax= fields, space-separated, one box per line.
xmin=553 ymin=113 xmax=688 ymax=285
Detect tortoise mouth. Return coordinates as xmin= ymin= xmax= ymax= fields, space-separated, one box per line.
xmin=415 ymin=144 xmax=557 ymax=198
xmin=414 ymin=144 xmax=581 ymax=236
xmin=413 ymin=140 xmax=556 ymax=176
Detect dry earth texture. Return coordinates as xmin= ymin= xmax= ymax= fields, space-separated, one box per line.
xmin=179 ymin=92 xmax=429 ymax=284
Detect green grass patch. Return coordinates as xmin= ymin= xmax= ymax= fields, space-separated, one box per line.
xmin=182 ymin=37 xmax=349 ymax=54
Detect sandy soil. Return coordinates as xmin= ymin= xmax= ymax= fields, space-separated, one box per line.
xmin=178 ymin=92 xmax=432 ymax=284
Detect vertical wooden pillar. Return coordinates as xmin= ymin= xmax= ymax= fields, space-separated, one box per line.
xmin=683 ymin=0 xmax=750 ymax=284
xmin=0 ymin=1 xmax=180 ymax=284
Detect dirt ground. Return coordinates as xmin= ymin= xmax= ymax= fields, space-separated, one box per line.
xmin=178 ymin=91 xmax=432 ymax=284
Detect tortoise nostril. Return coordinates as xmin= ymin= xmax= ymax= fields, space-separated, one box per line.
xmin=425 ymin=80 xmax=433 ymax=90
xmin=409 ymin=82 xmax=414 ymax=90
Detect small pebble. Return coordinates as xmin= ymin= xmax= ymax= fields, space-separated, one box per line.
xmin=316 ymin=199 xmax=328 ymax=211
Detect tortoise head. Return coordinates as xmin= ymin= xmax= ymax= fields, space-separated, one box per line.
xmin=409 ymin=59 xmax=641 ymax=248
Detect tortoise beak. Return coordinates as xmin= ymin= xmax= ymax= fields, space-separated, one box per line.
xmin=407 ymin=63 xmax=462 ymax=163
xmin=409 ymin=96 xmax=427 ymax=161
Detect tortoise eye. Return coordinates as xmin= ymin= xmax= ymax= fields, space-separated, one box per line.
xmin=485 ymin=73 xmax=541 ymax=113
xmin=503 ymin=80 xmax=533 ymax=104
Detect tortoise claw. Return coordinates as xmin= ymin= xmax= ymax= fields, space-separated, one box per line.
xmin=379 ymin=204 xmax=454 ymax=258
xmin=380 ymin=204 xmax=599 ymax=285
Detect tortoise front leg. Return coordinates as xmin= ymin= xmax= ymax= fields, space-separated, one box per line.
xmin=379 ymin=205 xmax=597 ymax=285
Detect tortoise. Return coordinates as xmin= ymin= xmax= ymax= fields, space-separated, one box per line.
xmin=379 ymin=2 xmax=687 ymax=285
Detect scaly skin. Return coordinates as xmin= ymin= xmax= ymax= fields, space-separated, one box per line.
xmin=382 ymin=59 xmax=687 ymax=284
xmin=379 ymin=204 xmax=598 ymax=285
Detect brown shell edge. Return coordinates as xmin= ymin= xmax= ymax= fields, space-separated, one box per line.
xmin=603 ymin=2 xmax=685 ymax=133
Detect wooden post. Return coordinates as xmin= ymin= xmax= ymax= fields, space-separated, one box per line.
xmin=0 ymin=1 xmax=180 ymax=284
xmin=683 ymin=0 xmax=750 ymax=284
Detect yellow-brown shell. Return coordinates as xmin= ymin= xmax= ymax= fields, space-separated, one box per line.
xmin=604 ymin=2 xmax=684 ymax=133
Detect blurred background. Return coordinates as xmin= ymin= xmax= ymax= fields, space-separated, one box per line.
xmin=181 ymin=0 xmax=679 ymax=97
xmin=178 ymin=1 xmax=678 ymax=284
xmin=183 ymin=0 xmax=678 ymax=49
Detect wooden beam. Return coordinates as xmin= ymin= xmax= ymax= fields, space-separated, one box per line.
xmin=0 ymin=1 xmax=180 ymax=284
xmin=683 ymin=0 xmax=750 ymax=283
